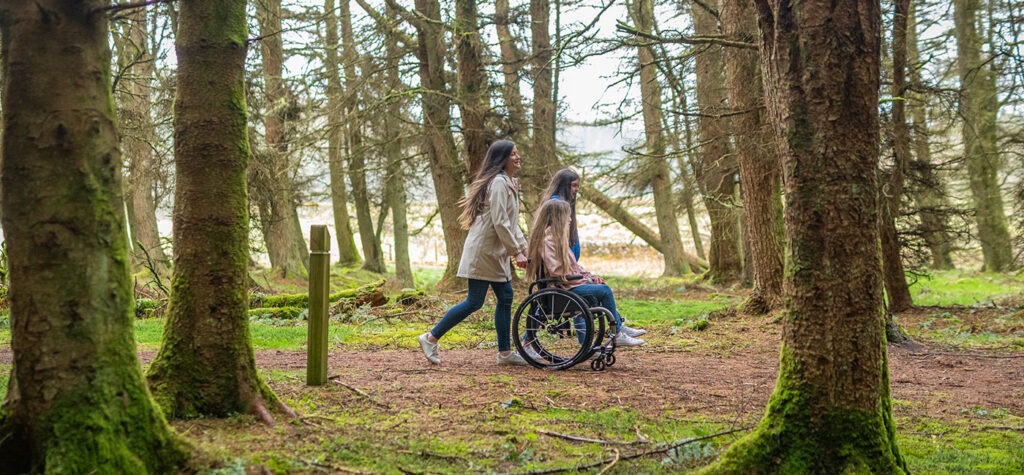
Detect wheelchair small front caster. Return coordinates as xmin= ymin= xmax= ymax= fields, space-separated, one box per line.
xmin=605 ymin=353 xmax=616 ymax=367
xmin=590 ymin=357 xmax=606 ymax=371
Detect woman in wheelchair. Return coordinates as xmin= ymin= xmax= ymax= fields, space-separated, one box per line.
xmin=525 ymin=199 xmax=646 ymax=350
xmin=541 ymin=169 xmax=645 ymax=339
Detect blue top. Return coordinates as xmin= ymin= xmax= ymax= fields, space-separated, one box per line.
xmin=551 ymin=193 xmax=581 ymax=261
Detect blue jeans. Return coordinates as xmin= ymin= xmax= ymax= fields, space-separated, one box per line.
xmin=571 ymin=284 xmax=623 ymax=332
xmin=431 ymin=279 xmax=514 ymax=352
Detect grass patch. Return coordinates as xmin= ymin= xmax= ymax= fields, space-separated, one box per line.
xmin=618 ymin=297 xmax=734 ymax=326
xmin=180 ymin=371 xmax=740 ymax=474
xmin=0 ymin=310 xmax=8 ymax=347
xmin=0 ymin=363 xmax=8 ymax=401
xmin=897 ymin=306 xmax=1024 ymax=349
xmin=898 ymin=413 xmax=1024 ymax=474
xmin=909 ymin=270 xmax=1024 ymax=307
xmin=134 ymin=317 xmax=166 ymax=350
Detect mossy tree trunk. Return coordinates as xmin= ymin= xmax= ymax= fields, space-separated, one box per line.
xmin=955 ymin=0 xmax=1013 ymax=272
xmin=881 ymin=0 xmax=914 ymax=313
xmin=115 ymin=5 xmax=170 ymax=274
xmin=455 ymin=0 xmax=495 ymax=178
xmin=519 ymin=0 xmax=561 ymax=209
xmin=722 ymin=0 xmax=784 ymax=313
xmin=407 ymin=0 xmax=468 ymax=287
xmin=0 ymin=1 xmax=189 ymax=471
xmin=628 ymin=0 xmax=690 ymax=276
xmin=341 ymin=0 xmax=386 ymax=274
xmin=909 ymin=2 xmax=954 ymax=270
xmin=703 ymin=0 xmax=907 ymax=472
xmin=690 ymin=0 xmax=743 ymax=285
xmin=494 ymin=0 xmax=534 ymax=213
xmin=907 ymin=3 xmax=955 ymax=270
xmin=663 ymin=74 xmax=707 ymax=261
xmin=383 ymin=2 xmax=414 ymax=288
xmin=252 ymin=0 xmax=309 ymax=279
xmin=495 ymin=0 xmax=529 ymax=145
xmin=146 ymin=0 xmax=292 ymax=423
xmin=323 ymin=0 xmax=362 ymax=267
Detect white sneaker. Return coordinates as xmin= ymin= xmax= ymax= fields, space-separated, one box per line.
xmin=496 ymin=351 xmax=530 ymax=366
xmin=613 ymin=333 xmax=646 ymax=347
xmin=522 ymin=345 xmax=544 ymax=362
xmin=620 ymin=325 xmax=647 ymax=337
xmin=418 ymin=332 xmax=441 ymax=364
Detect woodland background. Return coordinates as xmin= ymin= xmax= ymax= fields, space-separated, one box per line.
xmin=0 ymin=0 xmax=1023 ymax=473
xmin=39 ymin=0 xmax=1024 ymax=285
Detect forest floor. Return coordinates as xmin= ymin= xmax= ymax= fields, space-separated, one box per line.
xmin=159 ymin=310 xmax=1023 ymax=426
xmin=3 ymin=279 xmax=1022 ymax=473
xmin=166 ymin=303 xmax=1024 ymax=473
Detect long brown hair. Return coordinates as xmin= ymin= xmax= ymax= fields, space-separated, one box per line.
xmin=526 ymin=199 xmax=575 ymax=280
xmin=541 ymin=168 xmax=580 ymax=247
xmin=458 ymin=140 xmax=516 ymax=229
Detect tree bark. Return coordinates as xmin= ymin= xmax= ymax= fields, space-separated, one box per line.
xmin=146 ymin=0 xmax=292 ymax=422
xmin=253 ymin=0 xmax=309 ymax=278
xmin=705 ymin=0 xmax=907 ymax=471
xmin=906 ymin=2 xmax=954 ymax=270
xmin=455 ymin=0 xmax=494 ymax=178
xmin=955 ymin=0 xmax=1013 ymax=272
xmin=495 ymin=0 xmax=537 ymax=215
xmin=0 ymin=1 xmax=188 ymax=471
xmin=0 ymin=37 xmax=3 ymax=221
xmin=340 ymin=0 xmax=386 ymax=273
xmin=690 ymin=0 xmax=743 ymax=284
xmin=384 ymin=2 xmax=414 ymax=288
xmin=520 ymin=0 xmax=560 ymax=211
xmin=722 ymin=0 xmax=784 ymax=313
xmin=324 ymin=0 xmax=362 ymax=267
xmin=410 ymin=0 xmax=468 ymax=286
xmin=881 ymin=0 xmax=914 ymax=313
xmin=665 ymin=78 xmax=707 ymax=261
xmin=629 ymin=0 xmax=689 ymax=276
xmin=495 ymin=0 xmax=529 ymax=144
xmin=116 ymin=5 xmax=170 ymax=274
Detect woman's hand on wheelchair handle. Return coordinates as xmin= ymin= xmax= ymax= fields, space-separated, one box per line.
xmin=514 ymin=252 xmax=528 ymax=268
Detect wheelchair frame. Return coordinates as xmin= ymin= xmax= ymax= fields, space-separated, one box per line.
xmin=512 ymin=273 xmax=621 ymax=371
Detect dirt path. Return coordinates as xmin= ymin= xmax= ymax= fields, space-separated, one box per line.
xmin=230 ymin=343 xmax=1024 ymax=421
xmin=2 ymin=340 xmax=1019 ymax=421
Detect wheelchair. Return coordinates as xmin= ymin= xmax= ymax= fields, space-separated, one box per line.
xmin=512 ymin=272 xmax=621 ymax=371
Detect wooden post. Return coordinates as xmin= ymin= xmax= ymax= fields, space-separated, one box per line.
xmin=307 ymin=225 xmax=331 ymax=385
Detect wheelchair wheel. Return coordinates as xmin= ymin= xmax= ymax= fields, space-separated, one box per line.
xmin=587 ymin=306 xmax=611 ymax=356
xmin=513 ymin=288 xmax=595 ymax=370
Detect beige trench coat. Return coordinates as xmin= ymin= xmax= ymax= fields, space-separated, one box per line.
xmin=457 ymin=172 xmax=528 ymax=282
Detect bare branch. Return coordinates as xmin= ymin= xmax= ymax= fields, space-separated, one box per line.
xmin=95 ymin=0 xmax=177 ymax=16
xmin=665 ymin=106 xmax=765 ymax=119
xmin=524 ymin=427 xmax=752 ymax=474
xmin=355 ymin=0 xmax=416 ymax=49
xmin=616 ymin=21 xmax=756 ymax=50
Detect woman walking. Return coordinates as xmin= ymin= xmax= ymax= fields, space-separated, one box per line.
xmin=418 ymin=140 xmax=530 ymax=365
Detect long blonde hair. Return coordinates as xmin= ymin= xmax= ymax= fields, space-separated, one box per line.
xmin=526 ymin=199 xmax=575 ymax=280
xmin=458 ymin=140 xmax=516 ymax=229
